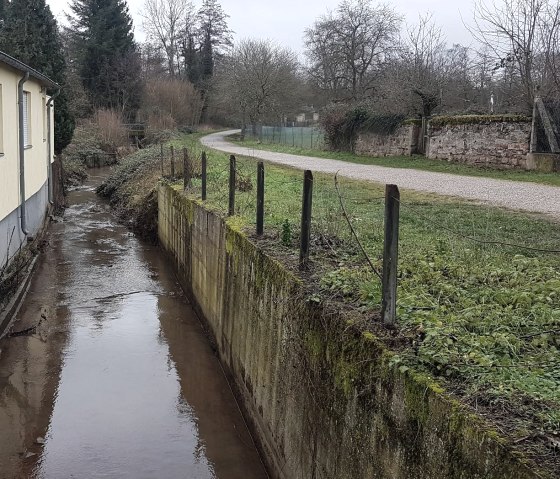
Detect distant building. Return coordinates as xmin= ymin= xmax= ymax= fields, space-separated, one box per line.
xmin=294 ymin=106 xmax=320 ymax=126
xmin=0 ymin=51 xmax=57 ymax=267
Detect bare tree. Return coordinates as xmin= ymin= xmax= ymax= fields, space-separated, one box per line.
xmin=140 ymin=0 xmax=194 ymax=77
xmin=215 ymin=39 xmax=301 ymax=136
xmin=470 ymin=0 xmax=560 ymax=112
xmin=304 ymin=0 xmax=401 ymax=102
xmin=403 ymin=13 xmax=446 ymax=116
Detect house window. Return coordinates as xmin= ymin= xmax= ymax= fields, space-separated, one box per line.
xmin=23 ymin=91 xmax=31 ymax=147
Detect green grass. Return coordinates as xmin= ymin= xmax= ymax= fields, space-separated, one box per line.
xmin=232 ymin=136 xmax=560 ymax=187
xmin=188 ymin=134 xmax=560 ymax=425
xmin=109 ymin=132 xmax=560 ymax=456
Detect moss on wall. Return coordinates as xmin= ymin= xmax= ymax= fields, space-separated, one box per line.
xmin=158 ymin=184 xmax=552 ymax=479
xmin=430 ymin=114 xmax=531 ymax=128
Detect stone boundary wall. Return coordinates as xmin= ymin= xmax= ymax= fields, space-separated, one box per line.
xmin=427 ymin=120 xmax=532 ymax=169
xmin=158 ymin=183 xmax=550 ymax=479
xmin=354 ymin=117 xmax=533 ymax=169
xmin=355 ymin=124 xmax=419 ymax=157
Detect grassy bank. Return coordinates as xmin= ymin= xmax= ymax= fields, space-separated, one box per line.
xmin=232 ymin=136 xmax=560 ymax=187
xmin=102 ymin=132 xmax=560 ymax=472
xmin=96 ymin=143 xmax=166 ymax=241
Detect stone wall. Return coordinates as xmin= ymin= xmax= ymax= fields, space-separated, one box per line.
xmin=158 ymin=183 xmax=550 ymax=479
xmin=353 ymin=117 xmax=533 ymax=169
xmin=427 ymin=119 xmax=532 ymax=169
xmin=355 ymin=124 xmax=419 ymax=157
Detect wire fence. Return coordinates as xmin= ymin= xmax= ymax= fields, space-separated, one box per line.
xmin=159 ymin=143 xmax=560 ymax=437
xmin=160 ymin=144 xmax=560 ymax=327
xmin=246 ymin=125 xmax=326 ymax=149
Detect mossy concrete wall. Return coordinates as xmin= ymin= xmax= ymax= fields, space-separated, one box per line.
xmin=158 ymin=183 xmax=548 ymax=479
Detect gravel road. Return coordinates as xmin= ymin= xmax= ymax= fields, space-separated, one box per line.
xmin=201 ymin=130 xmax=560 ymax=220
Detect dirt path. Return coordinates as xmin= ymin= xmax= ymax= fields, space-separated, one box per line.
xmin=202 ymin=130 xmax=560 ymax=220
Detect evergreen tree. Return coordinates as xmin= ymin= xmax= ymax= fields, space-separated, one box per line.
xmin=183 ymin=34 xmax=200 ymax=86
xmin=68 ymin=0 xmax=141 ymax=118
xmin=0 ymin=0 xmax=75 ymax=153
xmin=196 ymin=0 xmax=232 ymax=84
xmin=192 ymin=0 xmax=232 ymax=119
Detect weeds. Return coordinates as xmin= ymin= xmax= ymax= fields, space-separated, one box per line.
xmin=281 ymin=219 xmax=293 ymax=246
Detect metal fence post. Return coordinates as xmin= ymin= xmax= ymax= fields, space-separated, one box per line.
xmin=381 ymin=184 xmax=400 ymax=326
xmin=183 ymin=148 xmax=190 ymax=190
xmin=170 ymin=145 xmax=175 ymax=178
xmin=256 ymin=162 xmax=264 ymax=235
xmin=299 ymin=170 xmax=313 ymax=270
xmin=201 ymin=151 xmax=207 ymax=201
xmin=228 ymin=155 xmax=236 ymax=216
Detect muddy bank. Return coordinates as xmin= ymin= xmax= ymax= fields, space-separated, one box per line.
xmin=0 ymin=169 xmax=267 ymax=479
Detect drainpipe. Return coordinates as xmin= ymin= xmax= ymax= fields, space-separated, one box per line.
xmin=46 ymin=89 xmax=60 ymax=205
xmin=18 ymin=72 xmax=29 ymax=236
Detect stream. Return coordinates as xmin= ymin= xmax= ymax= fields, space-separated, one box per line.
xmin=0 ymin=168 xmax=268 ymax=479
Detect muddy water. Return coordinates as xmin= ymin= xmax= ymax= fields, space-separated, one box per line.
xmin=0 ymin=169 xmax=268 ymax=479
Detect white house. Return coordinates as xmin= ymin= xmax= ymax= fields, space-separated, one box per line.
xmin=0 ymin=51 xmax=57 ymax=269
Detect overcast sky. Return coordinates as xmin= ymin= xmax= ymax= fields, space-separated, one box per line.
xmin=47 ymin=0 xmax=476 ymax=55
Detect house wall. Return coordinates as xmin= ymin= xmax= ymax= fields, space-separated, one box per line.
xmin=0 ymin=64 xmax=53 ymax=266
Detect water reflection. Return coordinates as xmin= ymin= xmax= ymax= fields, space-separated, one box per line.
xmin=0 ymin=170 xmax=267 ymax=479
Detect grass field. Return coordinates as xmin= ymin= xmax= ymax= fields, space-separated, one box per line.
xmin=233 ymin=136 xmax=560 ymax=187
xmin=101 ymin=131 xmax=560 ymax=470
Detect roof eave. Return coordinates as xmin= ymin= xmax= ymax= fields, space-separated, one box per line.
xmin=0 ymin=51 xmax=59 ymax=90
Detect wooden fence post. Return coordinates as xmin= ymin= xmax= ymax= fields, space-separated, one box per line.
xmin=183 ymin=148 xmax=190 ymax=190
xmin=299 ymin=170 xmax=313 ymax=270
xmin=256 ymin=162 xmax=264 ymax=235
xmin=201 ymin=151 xmax=207 ymax=201
xmin=170 ymin=145 xmax=175 ymax=178
xmin=228 ymin=155 xmax=236 ymax=216
xmin=160 ymin=143 xmax=164 ymax=176
xmin=381 ymin=184 xmax=400 ymax=326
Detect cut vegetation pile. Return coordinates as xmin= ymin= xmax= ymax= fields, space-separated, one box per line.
xmin=102 ymin=132 xmax=560 ymax=474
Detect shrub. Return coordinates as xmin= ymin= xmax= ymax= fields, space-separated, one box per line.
xmin=321 ymin=107 xmax=405 ymax=152
xmin=94 ymin=109 xmax=128 ymax=148
xmin=141 ymin=78 xmax=203 ymax=131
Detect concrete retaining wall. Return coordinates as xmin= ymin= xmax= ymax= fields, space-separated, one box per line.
xmin=428 ymin=120 xmax=532 ymax=169
xmin=158 ymin=184 xmax=549 ymax=479
xmin=355 ymin=124 xmax=419 ymax=157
